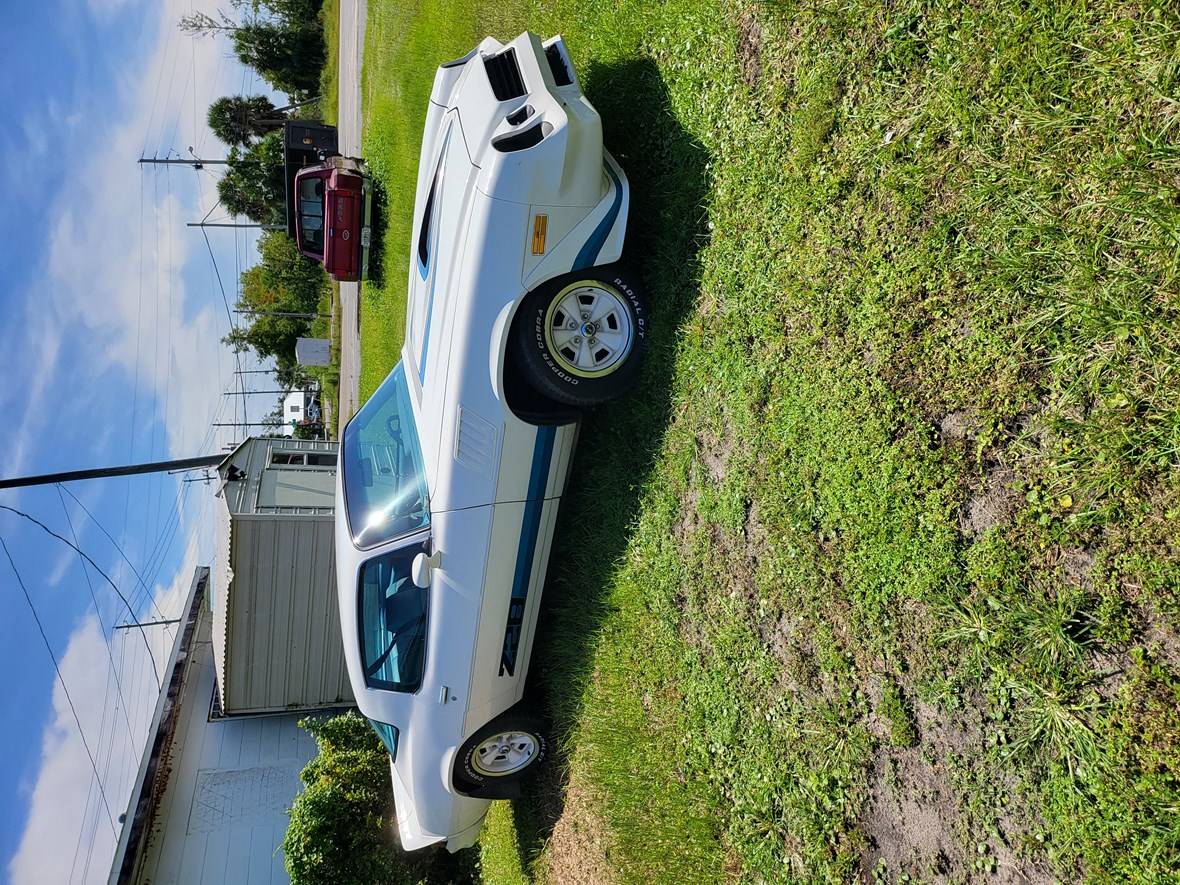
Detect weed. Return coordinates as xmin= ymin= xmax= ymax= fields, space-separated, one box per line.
xmin=880 ymin=679 xmax=918 ymax=748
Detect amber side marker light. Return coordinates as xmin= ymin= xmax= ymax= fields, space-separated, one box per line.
xmin=532 ymin=214 xmax=548 ymax=255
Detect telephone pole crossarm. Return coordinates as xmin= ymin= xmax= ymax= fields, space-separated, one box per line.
xmin=114 ymin=618 xmax=181 ymax=630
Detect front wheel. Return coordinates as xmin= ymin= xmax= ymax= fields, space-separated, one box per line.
xmin=453 ymin=714 xmax=547 ymax=799
xmin=510 ymin=265 xmax=647 ymax=408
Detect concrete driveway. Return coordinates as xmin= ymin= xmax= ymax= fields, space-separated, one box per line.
xmin=336 ymin=0 xmax=366 ymax=428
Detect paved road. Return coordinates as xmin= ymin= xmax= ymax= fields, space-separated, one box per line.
xmin=336 ymin=0 xmax=366 ymax=428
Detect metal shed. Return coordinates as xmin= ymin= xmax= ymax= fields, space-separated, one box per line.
xmin=214 ymin=437 xmax=353 ymax=716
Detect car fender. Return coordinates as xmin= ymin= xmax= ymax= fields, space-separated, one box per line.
xmin=440 ymin=744 xmax=462 ymax=795
xmin=522 ymin=150 xmax=629 ymax=291
xmin=488 ymin=300 xmax=518 ymax=404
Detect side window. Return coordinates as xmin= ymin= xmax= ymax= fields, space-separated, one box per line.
xmin=298 ymin=176 xmax=326 ymax=256
xmin=341 ymin=364 xmax=430 ymax=548
xmin=270 ymin=451 xmax=338 ymax=469
xmin=368 ymin=718 xmax=400 ymax=760
xmin=416 ymin=164 xmax=441 ymax=270
xmin=358 ymin=546 xmax=428 ymax=692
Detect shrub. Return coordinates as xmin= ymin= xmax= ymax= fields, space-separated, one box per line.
xmin=283 ymin=712 xmax=478 ymax=885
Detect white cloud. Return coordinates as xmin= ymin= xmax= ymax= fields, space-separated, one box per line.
xmin=6 ymin=0 xmax=283 ymax=879
xmin=8 ymin=536 xmax=203 ymax=885
xmin=87 ymin=0 xmax=137 ymax=19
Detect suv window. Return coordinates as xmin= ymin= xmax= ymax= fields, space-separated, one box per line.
xmin=358 ymin=546 xmax=427 ymax=692
xmin=298 ymin=176 xmax=326 ymax=256
xmin=341 ymin=363 xmax=430 ymax=548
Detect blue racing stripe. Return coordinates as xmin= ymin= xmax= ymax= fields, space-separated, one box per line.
xmin=499 ymin=425 xmax=557 ymax=676
xmin=572 ymin=162 xmax=623 ymax=271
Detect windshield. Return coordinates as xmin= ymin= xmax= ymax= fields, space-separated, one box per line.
xmin=298 ymin=175 xmax=325 ymax=256
xmin=358 ymin=546 xmax=427 ymax=692
xmin=342 ymin=363 xmax=430 ymax=548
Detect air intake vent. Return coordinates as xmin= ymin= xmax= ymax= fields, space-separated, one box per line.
xmin=545 ymin=44 xmax=572 ymax=86
xmin=484 ymin=49 xmax=526 ymax=101
xmin=493 ymin=122 xmax=551 ymax=153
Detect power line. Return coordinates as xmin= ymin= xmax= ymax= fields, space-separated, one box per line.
xmin=67 ymin=658 xmax=112 ymax=885
xmin=59 ymin=485 xmax=169 ymax=625
xmin=202 ymin=226 xmax=250 ymax=431
xmin=56 ymin=488 xmax=137 ymax=747
xmin=1 ymin=537 xmax=118 ymax=837
xmin=0 ymin=505 xmax=161 ymax=684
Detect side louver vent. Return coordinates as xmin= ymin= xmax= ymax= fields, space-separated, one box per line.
xmin=545 ymin=44 xmax=572 ymax=86
xmin=484 ymin=49 xmax=526 ymax=101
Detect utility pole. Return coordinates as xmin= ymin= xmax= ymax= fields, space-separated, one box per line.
xmin=211 ymin=422 xmax=283 ymax=429
xmin=233 ymin=369 xmax=275 ymax=375
xmin=187 ymin=221 xmax=284 ymax=230
xmin=0 ymin=455 xmax=224 ymax=491
xmin=223 ymin=389 xmax=291 ymax=396
xmin=234 ymin=309 xmax=330 ymax=320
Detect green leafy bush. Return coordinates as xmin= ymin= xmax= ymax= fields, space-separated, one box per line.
xmin=283 ymin=712 xmax=477 ymax=885
xmin=224 ymin=230 xmax=330 ymax=381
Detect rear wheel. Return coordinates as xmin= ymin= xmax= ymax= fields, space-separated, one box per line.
xmin=453 ymin=713 xmax=547 ymax=799
xmin=510 ymin=264 xmax=647 ymax=408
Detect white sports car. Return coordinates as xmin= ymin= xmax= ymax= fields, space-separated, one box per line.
xmin=334 ymin=33 xmax=646 ymax=851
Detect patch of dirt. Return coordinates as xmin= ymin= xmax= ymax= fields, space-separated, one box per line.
xmin=863 ymin=342 xmax=879 ymax=369
xmin=1057 ymin=546 xmax=1097 ymax=589
xmin=1141 ymin=606 xmax=1180 ymax=672
xmin=736 ymin=10 xmax=763 ymax=87
xmin=909 ymin=695 xmax=982 ymax=758
xmin=860 ymin=692 xmax=1055 ymax=883
xmin=859 ymin=746 xmax=963 ymax=880
xmin=759 ymin=611 xmax=823 ymax=697
xmin=960 ymin=463 xmax=1020 ymax=537
xmin=539 ymin=780 xmax=618 ymax=885
xmin=938 ymin=409 xmax=978 ymax=443
xmin=989 ymin=806 xmax=1058 ymax=885
xmin=696 ymin=430 xmax=730 ymax=485
xmin=671 ymin=484 xmax=702 ymax=543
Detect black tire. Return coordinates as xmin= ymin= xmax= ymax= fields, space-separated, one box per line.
xmin=453 ymin=714 xmax=547 ymax=799
xmin=510 ymin=264 xmax=647 ymax=408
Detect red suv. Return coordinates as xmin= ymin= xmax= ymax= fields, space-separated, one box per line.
xmin=293 ymin=157 xmax=372 ymax=282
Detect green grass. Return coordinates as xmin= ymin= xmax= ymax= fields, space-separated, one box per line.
xmin=357 ymin=0 xmax=530 ymax=398
xmin=317 ymin=0 xmax=340 ymax=125
xmin=305 ymin=282 xmax=341 ymax=438
xmin=357 ymin=0 xmax=1180 ymax=881
xmin=478 ymin=802 xmax=531 ymax=885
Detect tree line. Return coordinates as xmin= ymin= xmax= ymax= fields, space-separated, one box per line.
xmin=185 ymin=0 xmax=333 ymax=402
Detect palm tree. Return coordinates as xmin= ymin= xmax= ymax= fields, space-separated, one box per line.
xmin=208 ymin=95 xmax=286 ymax=147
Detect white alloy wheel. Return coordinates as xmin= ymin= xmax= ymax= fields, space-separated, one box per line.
xmin=471 ymin=730 xmax=540 ymax=777
xmin=543 ymin=281 xmax=635 ymax=378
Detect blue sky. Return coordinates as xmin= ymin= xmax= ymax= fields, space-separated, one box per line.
xmin=0 ymin=1 xmax=280 ymax=881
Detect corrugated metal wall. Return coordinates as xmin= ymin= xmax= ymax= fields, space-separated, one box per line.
xmin=225 ymin=515 xmax=354 ymax=714
xmin=214 ymin=437 xmax=353 ymax=716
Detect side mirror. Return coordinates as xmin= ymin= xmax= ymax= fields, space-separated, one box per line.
xmin=411 ymin=551 xmax=441 ymax=588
